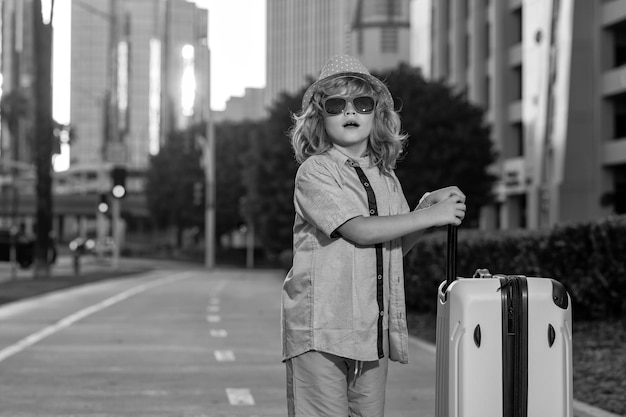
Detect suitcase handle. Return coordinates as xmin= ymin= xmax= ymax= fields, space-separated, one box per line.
xmin=446 ymin=225 xmax=457 ymax=288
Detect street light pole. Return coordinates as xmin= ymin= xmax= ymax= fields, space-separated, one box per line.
xmin=204 ymin=112 xmax=215 ymax=269
xmin=111 ymin=197 xmax=121 ymax=269
xmin=203 ymin=43 xmax=215 ymax=269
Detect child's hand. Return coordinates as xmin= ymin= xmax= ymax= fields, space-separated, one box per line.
xmin=423 ymin=186 xmax=466 ymax=207
xmin=419 ymin=186 xmax=466 ymax=226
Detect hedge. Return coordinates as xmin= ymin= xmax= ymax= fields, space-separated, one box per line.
xmin=404 ymin=215 xmax=626 ymax=320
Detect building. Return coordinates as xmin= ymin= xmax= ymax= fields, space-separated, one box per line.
xmin=216 ymin=0 xmax=412 ymax=123
xmin=0 ymin=0 xmax=210 ymax=243
xmin=70 ymin=0 xmax=209 ymax=170
xmin=213 ymin=87 xmax=266 ymax=123
xmin=0 ymin=0 xmax=36 ymax=175
xmin=0 ymin=0 xmax=37 ymax=230
xmin=427 ymin=0 xmax=626 ymax=229
xmin=263 ymin=0 xmax=411 ymax=114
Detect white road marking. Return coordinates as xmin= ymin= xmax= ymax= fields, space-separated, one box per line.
xmin=226 ymin=388 xmax=255 ymax=406
xmin=208 ymin=297 xmax=220 ymax=305
xmin=214 ymin=350 xmax=236 ymax=361
xmin=207 ymin=305 xmax=220 ymax=313
xmin=0 ymin=272 xmax=192 ymax=364
xmin=206 ymin=315 xmax=221 ymax=323
xmin=210 ymin=329 xmax=228 ymax=337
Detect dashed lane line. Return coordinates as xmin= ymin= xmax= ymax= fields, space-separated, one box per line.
xmin=0 ymin=271 xmax=193 ymax=364
xmin=214 ymin=350 xmax=236 ymax=362
xmin=205 ymin=281 xmax=258 ymax=411
xmin=210 ymin=329 xmax=228 ymax=337
xmin=226 ymin=388 xmax=256 ymax=406
xmin=206 ymin=314 xmax=221 ymax=323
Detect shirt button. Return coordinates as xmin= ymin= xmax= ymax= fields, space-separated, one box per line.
xmin=364 ymin=182 xmax=369 ymax=187
xmin=377 ymin=274 xmax=382 ymax=280
xmin=380 ymin=311 xmax=384 ymax=316
xmin=369 ymin=209 xmax=375 ymax=214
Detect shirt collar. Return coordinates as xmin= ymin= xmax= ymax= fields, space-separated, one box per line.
xmin=328 ymin=146 xmax=371 ymax=168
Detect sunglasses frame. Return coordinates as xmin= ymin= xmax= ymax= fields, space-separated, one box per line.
xmin=320 ymin=94 xmax=377 ymax=117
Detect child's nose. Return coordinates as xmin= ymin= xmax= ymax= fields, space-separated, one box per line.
xmin=344 ymin=101 xmax=357 ymax=114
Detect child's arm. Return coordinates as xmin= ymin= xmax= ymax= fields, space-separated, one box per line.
xmin=335 ymin=193 xmax=465 ymax=247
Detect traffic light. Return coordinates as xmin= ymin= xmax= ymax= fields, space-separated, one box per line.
xmin=111 ymin=166 xmax=127 ymax=198
xmin=97 ymin=193 xmax=110 ymax=214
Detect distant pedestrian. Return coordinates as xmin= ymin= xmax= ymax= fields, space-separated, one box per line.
xmin=281 ymin=55 xmax=467 ymax=416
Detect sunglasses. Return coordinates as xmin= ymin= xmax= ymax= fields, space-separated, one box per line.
xmin=320 ymin=95 xmax=376 ymax=116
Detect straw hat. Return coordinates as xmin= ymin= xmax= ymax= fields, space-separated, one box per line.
xmin=301 ymin=55 xmax=394 ymax=111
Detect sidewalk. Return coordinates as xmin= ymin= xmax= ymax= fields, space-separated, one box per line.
xmin=0 ymin=254 xmax=153 ymax=284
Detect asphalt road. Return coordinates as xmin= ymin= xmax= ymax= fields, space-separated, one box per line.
xmin=0 ymin=266 xmax=437 ymax=417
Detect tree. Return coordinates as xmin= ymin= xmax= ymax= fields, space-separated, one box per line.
xmin=238 ymin=64 xmax=496 ymax=256
xmin=378 ymin=64 xmax=498 ymax=226
xmin=214 ymin=120 xmax=255 ymax=239
xmin=240 ymin=91 xmax=301 ymax=256
xmin=145 ymin=127 xmax=205 ymax=247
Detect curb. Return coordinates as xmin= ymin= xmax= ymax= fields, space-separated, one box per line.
xmin=409 ymin=336 xmax=623 ymax=417
xmin=573 ymin=400 xmax=624 ymax=417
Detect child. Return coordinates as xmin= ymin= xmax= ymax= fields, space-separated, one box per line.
xmin=282 ymin=55 xmax=466 ymax=416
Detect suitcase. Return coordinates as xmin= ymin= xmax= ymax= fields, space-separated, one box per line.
xmin=435 ymin=226 xmax=574 ymax=417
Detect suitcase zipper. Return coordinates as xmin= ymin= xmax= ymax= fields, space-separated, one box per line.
xmin=501 ymin=276 xmax=529 ymax=417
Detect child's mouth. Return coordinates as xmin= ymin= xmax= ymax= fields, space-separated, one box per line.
xmin=343 ymin=122 xmax=360 ymax=128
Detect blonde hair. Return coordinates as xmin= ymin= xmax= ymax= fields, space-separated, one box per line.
xmin=290 ymin=76 xmax=407 ymax=175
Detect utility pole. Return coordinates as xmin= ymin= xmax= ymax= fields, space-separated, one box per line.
xmin=32 ymin=0 xmax=54 ymax=279
xmin=203 ymin=45 xmax=215 ymax=269
xmin=204 ymin=111 xmax=215 ymax=269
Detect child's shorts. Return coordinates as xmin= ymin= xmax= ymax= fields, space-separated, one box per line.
xmin=285 ymin=332 xmax=390 ymax=417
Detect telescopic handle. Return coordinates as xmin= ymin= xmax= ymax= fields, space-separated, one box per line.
xmin=446 ymin=225 xmax=457 ymax=286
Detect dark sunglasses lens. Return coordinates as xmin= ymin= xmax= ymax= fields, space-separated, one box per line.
xmin=353 ymin=96 xmax=375 ymax=113
xmin=324 ymin=98 xmax=346 ymax=115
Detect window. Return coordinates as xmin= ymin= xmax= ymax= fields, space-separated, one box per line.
xmin=485 ymin=22 xmax=492 ymax=58
xmin=511 ymin=122 xmax=524 ymax=157
xmin=512 ymin=65 xmax=523 ymax=100
xmin=484 ymin=75 xmax=491 ymax=108
xmin=357 ymin=30 xmax=364 ymax=55
xmin=613 ymin=93 xmax=626 ymax=138
xmin=512 ymin=8 xmax=523 ymax=45
xmin=613 ymin=164 xmax=626 ymax=214
xmin=465 ymin=34 xmax=471 ymax=69
xmin=370 ymin=0 xmax=402 ymax=17
xmin=381 ymin=27 xmax=398 ymax=53
xmin=611 ymin=21 xmax=626 ymax=67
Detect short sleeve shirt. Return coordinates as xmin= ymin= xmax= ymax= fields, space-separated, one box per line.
xmin=281 ymin=147 xmax=411 ymax=363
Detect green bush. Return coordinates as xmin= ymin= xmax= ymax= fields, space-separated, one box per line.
xmin=404 ymin=215 xmax=626 ymax=320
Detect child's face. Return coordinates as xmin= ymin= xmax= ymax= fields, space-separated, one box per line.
xmin=322 ymin=90 xmax=375 ymax=159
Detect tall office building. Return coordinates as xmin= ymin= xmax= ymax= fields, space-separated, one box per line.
xmin=0 ymin=0 xmax=35 ymax=169
xmin=70 ymin=0 xmax=208 ymax=171
xmin=264 ymin=0 xmax=410 ymax=112
xmin=428 ymin=0 xmax=626 ymax=229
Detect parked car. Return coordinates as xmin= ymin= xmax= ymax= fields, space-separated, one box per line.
xmin=69 ymin=236 xmax=115 ymax=257
xmin=0 ymin=227 xmax=35 ymax=268
xmin=0 ymin=227 xmax=58 ymax=268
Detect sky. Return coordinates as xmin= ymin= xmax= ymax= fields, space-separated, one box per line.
xmin=192 ymin=0 xmax=266 ymax=111
xmin=52 ymin=0 xmax=267 ymax=123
